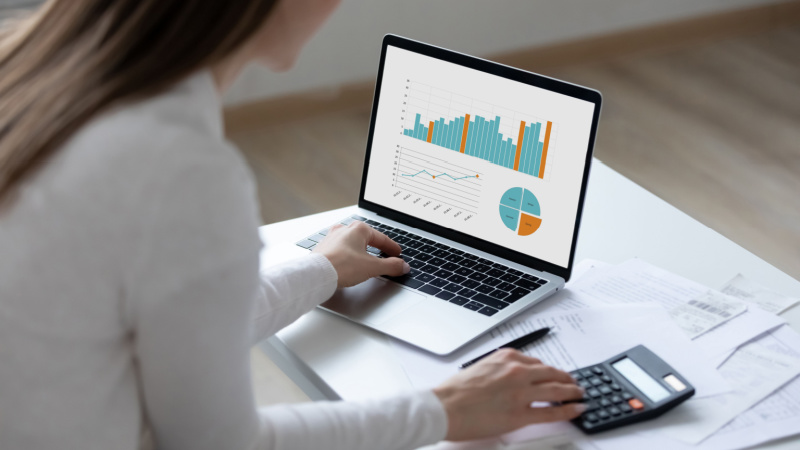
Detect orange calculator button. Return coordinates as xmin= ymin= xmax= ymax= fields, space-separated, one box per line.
xmin=628 ymin=398 xmax=645 ymax=410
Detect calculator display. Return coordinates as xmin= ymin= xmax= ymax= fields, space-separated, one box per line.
xmin=612 ymin=357 xmax=670 ymax=402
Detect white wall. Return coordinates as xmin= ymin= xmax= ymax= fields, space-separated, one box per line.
xmin=225 ymin=0 xmax=780 ymax=106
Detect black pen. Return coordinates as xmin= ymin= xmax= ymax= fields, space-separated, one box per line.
xmin=459 ymin=327 xmax=551 ymax=369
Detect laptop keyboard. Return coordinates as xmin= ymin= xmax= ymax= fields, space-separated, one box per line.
xmin=296 ymin=215 xmax=548 ymax=317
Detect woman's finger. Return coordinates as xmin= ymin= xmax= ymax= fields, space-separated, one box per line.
xmin=527 ymin=364 xmax=576 ymax=385
xmin=362 ymin=225 xmax=402 ymax=256
xmin=522 ymin=403 xmax=585 ymax=425
xmin=523 ymin=381 xmax=584 ymax=403
xmin=374 ymin=256 xmax=410 ymax=277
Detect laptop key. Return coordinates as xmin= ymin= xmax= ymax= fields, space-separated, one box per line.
xmin=351 ymin=215 xmax=367 ymax=221
xmin=432 ymin=249 xmax=450 ymax=258
xmin=489 ymin=290 xmax=510 ymax=300
xmin=429 ymin=257 xmax=447 ymax=266
xmin=451 ymin=249 xmax=465 ymax=255
xmin=473 ymin=264 xmax=492 ymax=273
xmin=429 ymin=278 xmax=449 ymax=288
xmin=444 ymin=254 xmax=464 ymax=264
xmin=365 ymin=219 xmax=380 ymax=226
xmin=463 ymin=302 xmax=482 ymax=311
xmin=500 ymin=273 xmax=520 ymax=283
xmin=468 ymin=272 xmax=488 ymax=282
xmin=415 ymin=273 xmax=436 ymax=283
xmin=477 ymin=258 xmax=494 ymax=265
xmin=443 ymin=282 xmax=463 ymax=293
xmin=462 ymin=279 xmax=481 ymax=289
xmin=463 ymin=254 xmax=479 ymax=261
xmin=402 ymin=248 xmax=420 ymax=258
xmin=408 ymin=260 xmax=427 ymax=269
xmin=507 ymin=268 xmax=524 ymax=276
xmin=416 ymin=253 xmax=433 ymax=261
xmin=509 ymin=287 xmax=532 ymax=298
xmin=497 ymin=282 xmax=516 ymax=292
xmin=472 ymin=293 xmax=510 ymax=309
xmin=450 ymin=296 xmax=469 ymax=306
xmin=487 ymin=268 xmax=505 ymax=277
xmin=420 ymin=264 xmax=439 ymax=274
xmin=536 ymin=279 xmax=548 ymax=285
xmin=478 ymin=306 xmax=499 ymax=317
xmin=442 ymin=262 xmax=460 ymax=272
xmin=458 ymin=288 xmax=477 ymax=298
xmin=483 ymin=278 xmax=502 ymax=287
xmin=502 ymin=290 xmax=528 ymax=303
xmin=454 ymin=267 xmax=475 ymax=277
xmin=459 ymin=259 xmax=478 ymax=268
xmin=419 ymin=284 xmax=442 ymax=296
xmin=435 ymin=291 xmax=456 ymax=301
xmin=475 ymin=284 xmax=495 ymax=294
xmin=447 ymin=274 xmax=467 ymax=284
xmin=394 ymin=236 xmax=410 ymax=244
xmin=420 ymin=245 xmax=437 ymax=253
xmin=296 ymin=239 xmax=316 ymax=249
xmin=405 ymin=240 xmax=424 ymax=249
xmin=434 ymin=269 xmax=453 ymax=279
xmin=514 ymin=278 xmax=540 ymax=290
xmin=366 ymin=246 xmax=381 ymax=255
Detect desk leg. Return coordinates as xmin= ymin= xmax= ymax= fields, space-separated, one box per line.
xmin=258 ymin=336 xmax=341 ymax=402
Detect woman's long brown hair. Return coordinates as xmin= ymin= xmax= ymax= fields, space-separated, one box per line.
xmin=0 ymin=0 xmax=278 ymax=201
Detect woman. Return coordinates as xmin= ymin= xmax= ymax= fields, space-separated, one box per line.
xmin=0 ymin=1 xmax=586 ymax=449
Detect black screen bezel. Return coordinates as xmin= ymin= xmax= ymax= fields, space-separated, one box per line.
xmin=358 ymin=35 xmax=602 ymax=281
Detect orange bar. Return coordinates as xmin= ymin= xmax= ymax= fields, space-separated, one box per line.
xmin=459 ymin=114 xmax=470 ymax=153
xmin=513 ymin=121 xmax=526 ymax=171
xmin=427 ymin=121 xmax=434 ymax=143
xmin=538 ymin=121 xmax=553 ymax=178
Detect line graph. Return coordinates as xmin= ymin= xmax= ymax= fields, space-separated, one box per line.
xmin=401 ymin=170 xmax=479 ymax=182
xmin=393 ymin=146 xmax=482 ymax=214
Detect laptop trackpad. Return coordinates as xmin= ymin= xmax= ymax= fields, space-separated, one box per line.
xmin=321 ymin=278 xmax=424 ymax=326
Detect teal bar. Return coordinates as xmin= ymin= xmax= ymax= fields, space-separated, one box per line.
xmin=521 ymin=125 xmax=532 ymax=174
xmin=534 ymin=141 xmax=544 ymax=175
xmin=438 ymin=118 xmax=446 ymax=146
xmin=453 ymin=117 xmax=461 ymax=150
xmin=476 ymin=117 xmax=485 ymax=159
xmin=482 ymin=120 xmax=491 ymax=160
xmin=433 ymin=120 xmax=441 ymax=145
xmin=468 ymin=118 xmax=476 ymax=155
xmin=448 ymin=120 xmax=454 ymax=149
xmin=530 ymin=122 xmax=541 ymax=175
xmin=500 ymin=140 xmax=508 ymax=168
xmin=492 ymin=116 xmax=502 ymax=164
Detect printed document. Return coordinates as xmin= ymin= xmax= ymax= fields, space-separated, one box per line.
xmin=721 ymin=274 xmax=800 ymax=315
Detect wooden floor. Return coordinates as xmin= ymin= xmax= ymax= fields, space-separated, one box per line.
xmin=228 ymin=25 xmax=800 ymax=283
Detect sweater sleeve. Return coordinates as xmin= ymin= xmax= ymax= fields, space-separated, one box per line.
xmin=251 ymin=252 xmax=339 ymax=344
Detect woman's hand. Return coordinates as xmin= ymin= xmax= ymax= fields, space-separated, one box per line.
xmin=313 ymin=221 xmax=410 ymax=288
xmin=433 ymin=348 xmax=585 ymax=441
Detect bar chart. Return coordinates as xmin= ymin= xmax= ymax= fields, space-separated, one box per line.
xmin=401 ymin=81 xmax=556 ymax=180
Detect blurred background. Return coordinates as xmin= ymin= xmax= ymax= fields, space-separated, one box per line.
xmin=221 ymin=0 xmax=800 ymax=283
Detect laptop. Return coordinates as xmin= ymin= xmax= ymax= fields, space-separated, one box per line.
xmin=291 ymin=35 xmax=602 ymax=355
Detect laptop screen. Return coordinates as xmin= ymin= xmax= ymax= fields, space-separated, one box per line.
xmin=363 ymin=43 xmax=597 ymax=270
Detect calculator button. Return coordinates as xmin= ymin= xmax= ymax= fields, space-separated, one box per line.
xmin=587 ymin=388 xmax=601 ymax=398
xmin=610 ymin=383 xmax=621 ymax=391
xmin=590 ymin=377 xmax=603 ymax=386
xmin=584 ymin=401 xmax=600 ymax=412
xmin=629 ymin=398 xmax=645 ymax=410
xmin=597 ymin=409 xmax=610 ymax=420
xmin=599 ymin=398 xmax=612 ymax=408
xmin=585 ymin=412 xmax=599 ymax=423
xmin=608 ymin=406 xmax=622 ymax=416
xmin=601 ymin=375 xmax=612 ymax=383
xmin=610 ymin=395 xmax=623 ymax=404
xmin=592 ymin=367 xmax=604 ymax=375
xmin=578 ymin=380 xmax=591 ymax=389
xmin=582 ymin=421 xmax=597 ymax=430
xmin=580 ymin=370 xmax=593 ymax=378
xmin=599 ymin=385 xmax=612 ymax=395
xmin=571 ymin=371 xmax=583 ymax=380
xmin=619 ymin=403 xmax=632 ymax=413
xmin=621 ymin=392 xmax=634 ymax=401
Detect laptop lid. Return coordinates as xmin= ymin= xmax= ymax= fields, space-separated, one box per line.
xmin=358 ymin=35 xmax=602 ymax=282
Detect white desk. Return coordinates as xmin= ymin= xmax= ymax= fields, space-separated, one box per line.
xmin=258 ymin=160 xmax=800 ymax=449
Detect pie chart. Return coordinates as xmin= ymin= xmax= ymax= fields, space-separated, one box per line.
xmin=499 ymin=187 xmax=542 ymax=236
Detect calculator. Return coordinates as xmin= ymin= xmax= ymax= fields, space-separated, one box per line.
xmin=568 ymin=345 xmax=695 ymax=434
